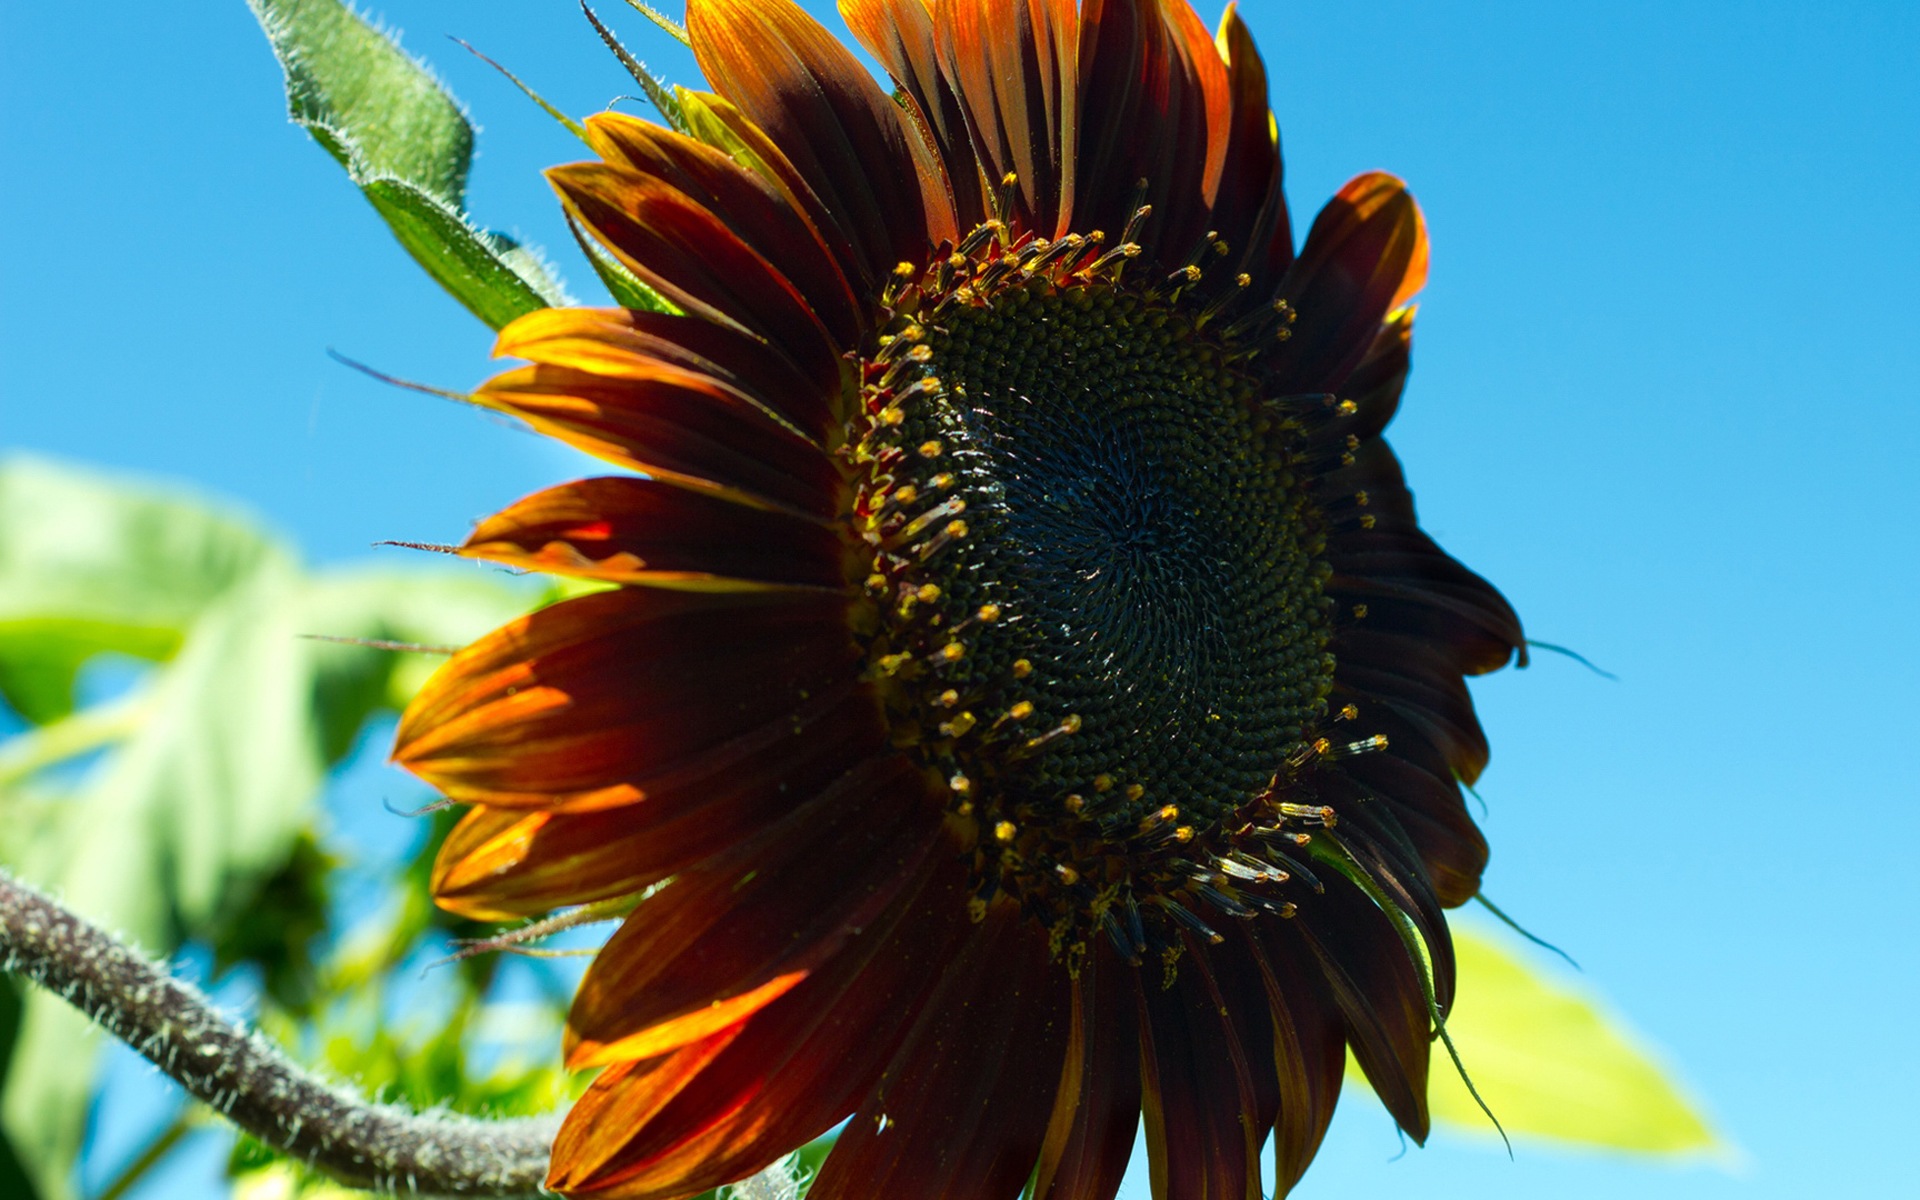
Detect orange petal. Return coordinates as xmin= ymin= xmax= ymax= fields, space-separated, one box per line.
xmin=489 ymin=305 xmax=841 ymax=443
xmin=564 ymin=754 xmax=942 ymax=1068
xmin=674 ymin=88 xmax=878 ymax=301
xmin=430 ymin=686 xmax=886 ymax=919
xmin=1074 ymin=0 xmax=1224 ymax=264
xmin=1272 ymin=172 xmax=1430 ymax=391
xmin=807 ymin=905 xmax=1071 ymax=1200
xmin=549 ymin=163 xmax=844 ymax=373
xmin=393 ymin=589 xmax=859 ymax=808
xmin=460 ymin=475 xmax=848 ymax=591
xmin=689 ymin=0 xmax=955 ymax=275
xmin=471 ymin=363 xmax=841 ymax=520
xmin=839 ymin=0 xmax=989 ymax=229
xmin=546 ymin=853 xmax=975 ymax=1198
xmin=932 ymin=0 xmax=1079 ymax=238
xmin=583 ymin=113 xmax=867 ymax=347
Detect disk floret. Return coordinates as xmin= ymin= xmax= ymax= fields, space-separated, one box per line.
xmin=844 ymin=216 xmax=1345 ymax=960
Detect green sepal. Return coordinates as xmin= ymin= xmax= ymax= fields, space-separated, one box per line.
xmin=564 ymin=213 xmax=676 ymax=313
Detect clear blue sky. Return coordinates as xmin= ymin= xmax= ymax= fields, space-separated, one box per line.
xmin=4 ymin=2 xmax=1917 ymax=1197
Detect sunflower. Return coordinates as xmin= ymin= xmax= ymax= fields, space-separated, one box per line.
xmin=392 ymin=0 xmax=1525 ymax=1196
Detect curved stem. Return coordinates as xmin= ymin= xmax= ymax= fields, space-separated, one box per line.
xmin=0 ymin=870 xmax=556 ymax=1195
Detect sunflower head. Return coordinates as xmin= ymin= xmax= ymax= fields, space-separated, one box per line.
xmin=392 ymin=2 xmax=1525 ymax=1198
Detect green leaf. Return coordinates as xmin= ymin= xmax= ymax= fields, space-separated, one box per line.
xmin=248 ymin=0 xmax=569 ymax=327
xmin=0 ymin=456 xmax=278 ymax=722
xmin=360 ymin=179 xmax=557 ymax=330
xmin=0 ymin=463 xmax=532 ymax=1200
xmin=1411 ymin=926 xmax=1725 ymax=1156
xmin=248 ymin=0 xmax=471 ymax=204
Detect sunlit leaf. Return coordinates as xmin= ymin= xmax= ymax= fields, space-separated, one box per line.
xmin=1374 ymin=925 xmax=1724 ymax=1156
xmin=247 ymin=0 xmax=569 ymax=326
xmin=0 ymin=463 xmax=529 ymax=1200
xmin=247 ymin=0 xmax=471 ymax=202
xmin=0 ymin=456 xmax=277 ymax=723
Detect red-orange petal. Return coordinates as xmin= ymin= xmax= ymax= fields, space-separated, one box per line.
xmin=689 ymin=0 xmax=955 ymax=276
xmin=1032 ymin=942 xmax=1141 ymax=1200
xmin=1238 ymin=922 xmax=1347 ymax=1196
xmin=1212 ymin=4 xmax=1292 ymax=291
xmin=471 ymin=366 xmax=840 ymax=521
xmin=549 ymin=163 xmax=845 ymax=376
xmin=932 ymin=0 xmax=1079 ymax=239
xmin=459 ymin=475 xmax=848 ymax=592
xmin=839 ymin=0 xmax=988 ymax=230
xmin=393 ymin=589 xmax=859 ymax=809
xmin=563 ymin=754 xmax=942 ymax=1068
xmin=1137 ymin=931 xmax=1264 ymax=1200
xmin=1271 ymin=172 xmax=1430 ymax=390
xmin=1327 ymin=532 xmax=1525 ymax=678
xmin=1291 ymin=871 xmax=1434 ymax=1141
xmin=430 ymin=687 xmax=885 ymax=920
xmin=1074 ymin=0 xmax=1227 ymax=264
xmin=582 ymin=113 xmax=867 ymax=348
xmin=1334 ymin=741 xmax=1488 ymax=908
xmin=546 ymin=853 xmax=976 ymax=1198
xmin=1159 ymin=0 xmax=1232 ymax=209
xmin=807 ymin=906 xmax=1071 ymax=1200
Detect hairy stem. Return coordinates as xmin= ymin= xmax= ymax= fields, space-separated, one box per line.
xmin=0 ymin=871 xmax=556 ymax=1195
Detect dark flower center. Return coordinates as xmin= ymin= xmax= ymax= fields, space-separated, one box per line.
xmin=847 ymin=230 xmax=1336 ymax=943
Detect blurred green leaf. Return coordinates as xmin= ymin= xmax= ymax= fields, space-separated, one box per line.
xmin=1410 ymin=926 xmax=1724 ymax=1156
xmin=0 ymin=459 xmax=530 ymax=1200
xmin=247 ymin=0 xmax=568 ymax=327
xmin=0 ymin=457 xmax=278 ymax=723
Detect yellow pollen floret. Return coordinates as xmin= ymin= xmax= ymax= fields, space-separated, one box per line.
xmin=1056 ymin=864 xmax=1080 ymax=885
xmin=937 ymin=689 xmax=960 ymax=708
xmin=918 ymin=440 xmax=943 ymax=457
xmin=977 ymin=603 xmax=1002 ymax=622
xmin=940 ymin=641 xmax=966 ymax=662
xmin=1125 ymin=783 xmax=1146 ymax=802
xmin=994 ymin=820 xmax=1018 ymax=842
xmin=1093 ymin=774 xmax=1114 ymax=793
xmin=1064 ymin=794 xmax=1085 ymax=813
xmin=1008 ymin=700 xmax=1035 ymax=720
xmin=1012 ymin=658 xmax=1033 ymax=678
xmin=893 ymin=261 xmax=916 ymax=278
xmin=1173 ymin=826 xmax=1195 ymax=843
xmin=916 ymin=583 xmax=942 ymax=602
xmin=878 ymin=406 xmax=905 ymax=426
xmin=893 ymin=485 xmax=919 ymax=505
xmin=949 ymin=773 xmax=972 ymax=795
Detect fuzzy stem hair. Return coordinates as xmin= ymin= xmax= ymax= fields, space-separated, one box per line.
xmin=0 ymin=869 xmax=556 ymax=1195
